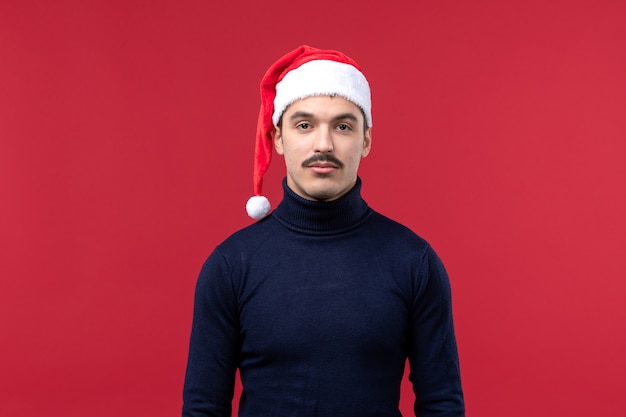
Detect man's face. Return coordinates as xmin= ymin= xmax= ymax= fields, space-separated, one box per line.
xmin=274 ymin=95 xmax=372 ymax=202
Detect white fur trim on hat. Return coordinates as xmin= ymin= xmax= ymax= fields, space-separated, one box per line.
xmin=272 ymin=60 xmax=372 ymax=127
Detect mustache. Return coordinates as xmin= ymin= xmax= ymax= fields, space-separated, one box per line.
xmin=301 ymin=154 xmax=344 ymax=168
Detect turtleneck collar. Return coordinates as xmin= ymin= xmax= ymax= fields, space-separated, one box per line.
xmin=272 ymin=177 xmax=371 ymax=235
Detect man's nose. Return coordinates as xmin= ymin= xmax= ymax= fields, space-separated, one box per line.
xmin=313 ymin=127 xmax=333 ymax=153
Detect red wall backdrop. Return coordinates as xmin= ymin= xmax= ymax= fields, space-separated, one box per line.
xmin=1 ymin=1 xmax=625 ymax=416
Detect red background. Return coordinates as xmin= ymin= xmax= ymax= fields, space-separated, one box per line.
xmin=1 ymin=1 xmax=625 ymax=416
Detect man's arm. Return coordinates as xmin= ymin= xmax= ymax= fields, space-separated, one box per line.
xmin=182 ymin=248 xmax=240 ymax=417
xmin=408 ymin=245 xmax=465 ymax=416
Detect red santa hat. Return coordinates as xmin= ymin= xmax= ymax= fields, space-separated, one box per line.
xmin=246 ymin=45 xmax=372 ymax=219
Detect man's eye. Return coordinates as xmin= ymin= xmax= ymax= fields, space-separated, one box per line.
xmin=337 ymin=123 xmax=351 ymax=131
xmin=296 ymin=122 xmax=311 ymax=130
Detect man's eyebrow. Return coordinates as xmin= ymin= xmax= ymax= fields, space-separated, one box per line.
xmin=289 ymin=111 xmax=314 ymax=121
xmin=332 ymin=113 xmax=359 ymax=122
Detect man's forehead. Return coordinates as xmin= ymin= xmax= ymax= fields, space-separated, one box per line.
xmin=283 ymin=95 xmax=364 ymax=119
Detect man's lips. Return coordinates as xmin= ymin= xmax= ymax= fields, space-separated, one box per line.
xmin=308 ymin=161 xmax=338 ymax=168
xmin=308 ymin=163 xmax=338 ymax=174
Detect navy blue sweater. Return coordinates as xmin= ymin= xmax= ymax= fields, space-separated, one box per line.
xmin=183 ymin=178 xmax=464 ymax=417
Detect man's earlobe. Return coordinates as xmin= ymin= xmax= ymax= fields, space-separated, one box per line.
xmin=361 ymin=127 xmax=372 ymax=157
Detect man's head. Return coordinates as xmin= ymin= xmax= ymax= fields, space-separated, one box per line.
xmin=274 ymin=95 xmax=371 ymax=203
xmin=246 ymin=45 xmax=373 ymax=219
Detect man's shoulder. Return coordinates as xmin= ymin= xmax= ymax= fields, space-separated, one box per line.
xmin=215 ymin=214 xmax=279 ymax=252
xmin=368 ymin=210 xmax=428 ymax=244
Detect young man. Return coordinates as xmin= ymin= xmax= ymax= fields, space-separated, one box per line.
xmin=183 ymin=45 xmax=465 ymax=417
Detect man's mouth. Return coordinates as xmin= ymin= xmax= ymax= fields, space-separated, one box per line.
xmin=309 ymin=161 xmax=338 ymax=168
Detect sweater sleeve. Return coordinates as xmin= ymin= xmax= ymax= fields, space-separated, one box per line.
xmin=182 ymin=248 xmax=240 ymax=417
xmin=408 ymin=245 xmax=465 ymax=416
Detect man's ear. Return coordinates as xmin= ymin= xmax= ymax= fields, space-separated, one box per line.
xmin=274 ymin=125 xmax=284 ymax=155
xmin=361 ymin=127 xmax=372 ymax=158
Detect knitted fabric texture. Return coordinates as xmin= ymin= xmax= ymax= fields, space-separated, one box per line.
xmin=183 ymin=178 xmax=465 ymax=417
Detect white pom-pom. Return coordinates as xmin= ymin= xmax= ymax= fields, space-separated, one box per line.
xmin=246 ymin=195 xmax=271 ymax=219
